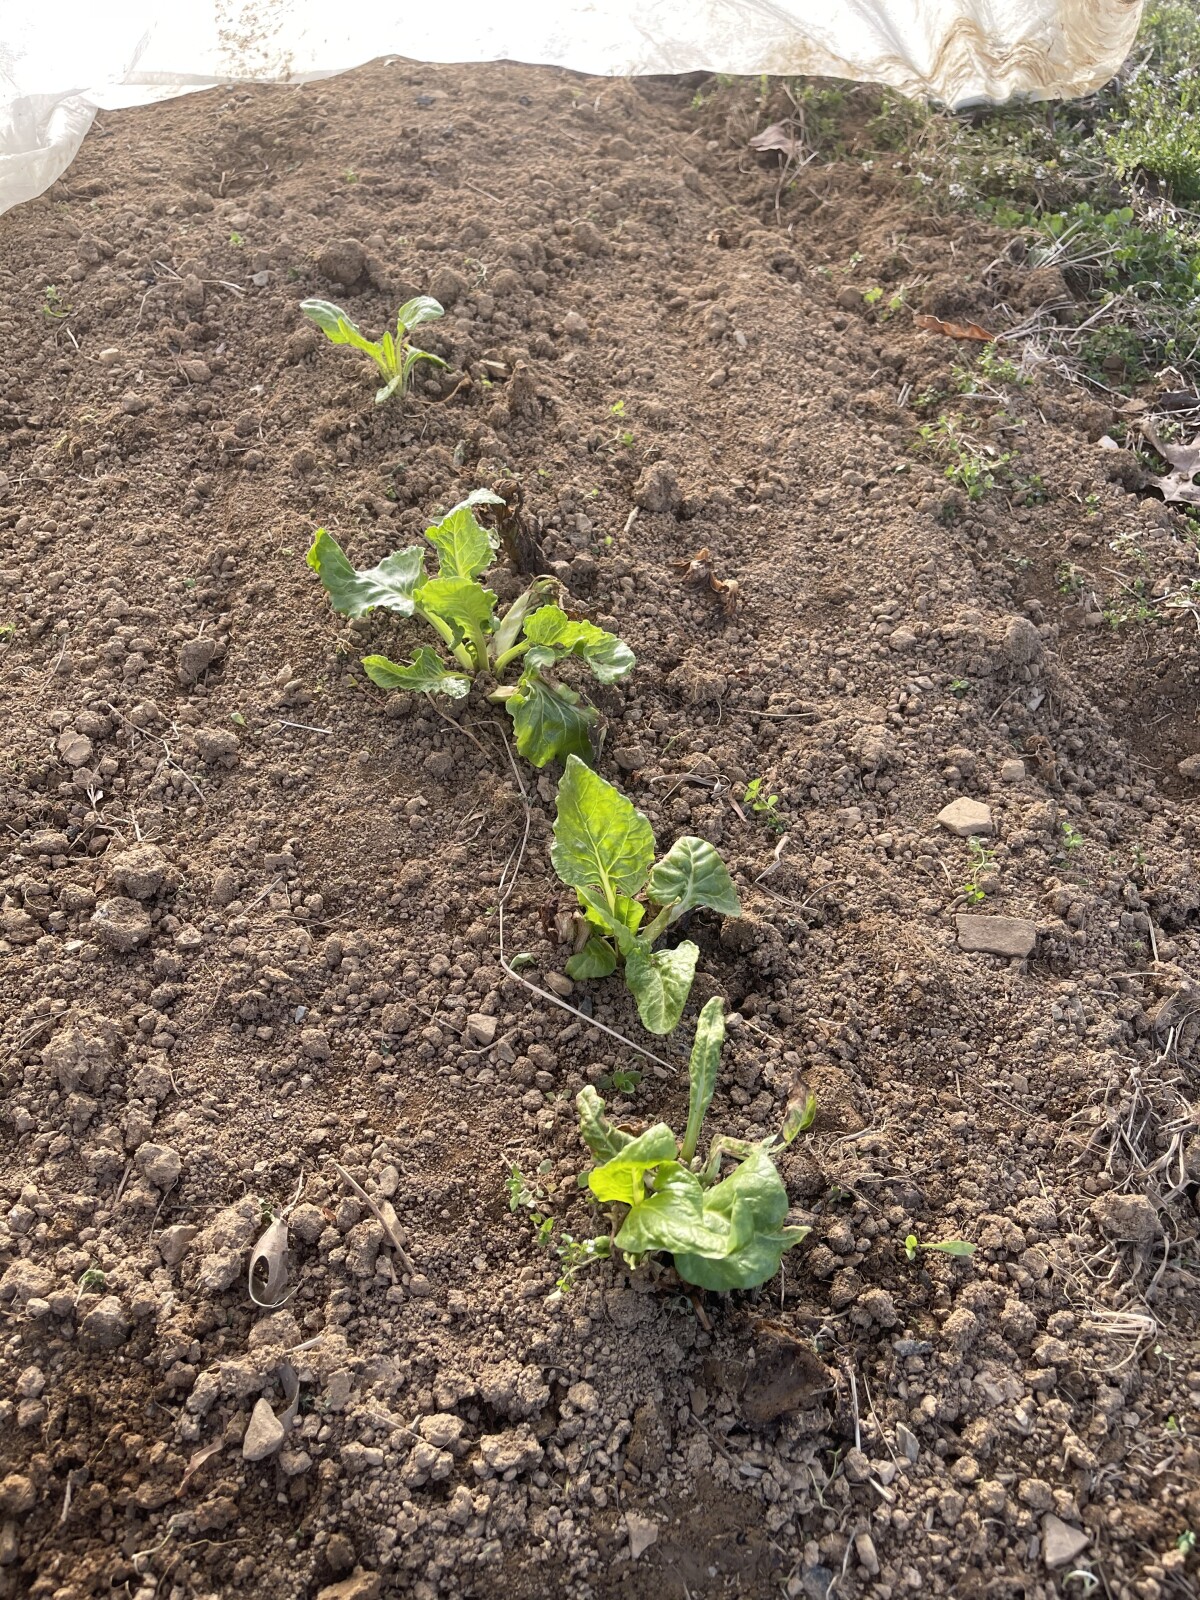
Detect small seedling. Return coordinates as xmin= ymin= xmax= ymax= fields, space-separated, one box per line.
xmin=300 ymin=296 xmax=448 ymax=405
xmin=744 ymin=776 xmax=784 ymax=834
xmin=599 ymin=1068 xmax=642 ymax=1094
xmin=308 ymin=494 xmax=635 ymax=767
xmin=1061 ymin=821 xmax=1084 ymax=852
xmin=949 ymin=678 xmax=971 ymax=697
xmin=1177 ymin=1530 xmax=1196 ymax=1554
xmin=552 ymin=758 xmax=741 ymax=1034
xmin=904 ymin=1233 xmax=976 ymax=1262
xmin=229 ymin=231 xmax=245 ymax=247
xmin=961 ymin=836 xmax=996 ymax=905
xmin=575 ymin=998 xmax=811 ymax=1290
xmin=42 ymin=285 xmax=71 ymax=319
xmin=77 ymin=1266 xmax=107 ymax=1293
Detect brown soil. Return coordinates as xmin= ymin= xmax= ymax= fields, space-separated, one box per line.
xmin=1 ymin=57 xmax=1199 ymax=1600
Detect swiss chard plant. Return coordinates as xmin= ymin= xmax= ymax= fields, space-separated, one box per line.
xmin=307 ymin=492 xmax=634 ymax=767
xmin=576 ymin=997 xmax=812 ymax=1290
xmin=552 ymin=757 xmax=741 ymax=1033
xmin=300 ymin=296 xmax=448 ymax=404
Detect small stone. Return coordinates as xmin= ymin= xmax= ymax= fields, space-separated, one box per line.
xmin=1178 ymin=753 xmax=1200 ymax=780
xmin=956 ymin=913 xmax=1037 ymax=959
xmin=0 ymin=1475 xmax=35 ymax=1516
xmin=627 ymin=1514 xmax=659 ymax=1560
xmin=889 ymin=627 xmax=917 ymax=650
xmin=79 ymin=1295 xmax=129 ymax=1351
xmin=633 ymin=462 xmax=681 ymax=514
xmin=465 ymin=1013 xmax=496 ymax=1046
xmin=1000 ymin=759 xmax=1026 ymax=782
xmin=177 ymin=638 xmax=218 ymax=685
xmin=1042 ymin=1514 xmax=1090 ymax=1569
xmin=477 ymin=1425 xmax=543 ymax=1476
xmin=315 ymin=1570 xmax=381 ymax=1600
xmin=242 ymin=1397 xmax=286 ymax=1461
xmin=842 ymin=1446 xmax=872 ymax=1483
xmin=56 ymin=731 xmax=93 ymax=768
xmin=30 ymin=830 xmax=69 ymax=855
xmin=158 ymin=1224 xmax=198 ymax=1265
xmin=91 ymin=897 xmax=153 ymax=952
xmin=895 ymin=1422 xmax=919 ymax=1462
xmin=950 ymin=1455 xmax=979 ymax=1485
xmin=857 ymin=1287 xmax=898 ymax=1328
xmin=106 ymin=843 xmax=167 ymax=899
xmin=136 ymin=1142 xmax=181 ymax=1189
xmin=1091 ymin=1190 xmax=1157 ymax=1247
xmin=279 ymin=1449 xmax=313 ymax=1477
xmin=428 ymin=265 xmax=466 ymax=307
xmin=562 ymin=310 xmax=589 ymax=340
xmin=854 ymin=1533 xmax=880 ymax=1577
xmin=543 ymin=971 xmax=573 ymax=998
xmin=1003 ymin=615 xmax=1043 ymax=664
xmin=211 ymin=867 xmax=239 ymax=907
xmin=300 ymin=1028 xmax=331 ymax=1061
xmin=179 ymin=359 xmax=212 ymax=384
xmin=194 ymin=726 xmax=240 ymax=766
xmin=937 ymin=797 xmax=994 ymax=837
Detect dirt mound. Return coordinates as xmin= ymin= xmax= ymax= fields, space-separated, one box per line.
xmin=0 ymin=58 xmax=1197 ymax=1600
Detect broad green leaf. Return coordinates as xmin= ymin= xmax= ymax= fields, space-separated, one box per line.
xmin=646 ymin=837 xmax=742 ymax=924
xmin=566 ymin=936 xmax=618 ymax=980
xmin=424 ymin=503 xmax=499 ymax=581
xmin=551 ymin=756 xmax=655 ymax=904
xmin=576 ymin=1086 xmax=633 ymax=1163
xmin=781 ymin=1092 xmax=818 ymax=1145
xmin=924 ymin=1239 xmax=977 ymax=1258
xmin=624 ymin=940 xmax=699 ymax=1035
xmin=493 ymin=576 xmax=558 ymax=660
xmin=414 ymin=576 xmax=497 ymax=635
xmin=576 ymin=885 xmax=642 ymax=955
xmin=681 ymin=996 xmax=725 ymax=1163
xmin=361 ymin=648 xmax=471 ymax=698
xmin=587 ymin=1124 xmax=677 ymax=1207
xmin=508 ymin=676 xmax=598 ymax=768
xmin=402 ymin=347 xmax=449 ymax=387
xmin=522 ymin=605 xmax=635 ymax=684
xmin=702 ymin=1148 xmax=790 ymax=1233
xmin=397 ymin=296 xmax=445 ymax=332
xmin=614 ymin=1163 xmax=737 ymax=1257
xmin=300 ymin=299 xmax=380 ymax=361
xmin=674 ymin=1225 xmax=810 ymax=1291
xmin=378 ymin=329 xmax=398 ymax=376
xmin=375 ymin=375 xmax=403 ymax=405
xmin=306 ymin=529 xmax=424 ymax=618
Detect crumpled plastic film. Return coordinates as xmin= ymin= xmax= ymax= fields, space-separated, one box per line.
xmin=0 ymin=0 xmax=1144 ymax=217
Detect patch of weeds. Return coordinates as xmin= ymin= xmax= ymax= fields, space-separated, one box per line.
xmin=1103 ymin=578 xmax=1160 ymax=626
xmin=1060 ymin=821 xmax=1085 ymax=853
xmin=598 ymin=1068 xmax=642 ymax=1095
xmin=42 ymin=285 xmax=71 ymax=319
xmin=744 ymin=775 xmax=785 ymax=833
xmin=307 ymin=492 xmax=635 ymax=766
xmin=1056 ymin=561 xmax=1086 ymax=595
xmin=915 ymin=413 xmax=1014 ymax=500
xmin=575 ymin=999 xmax=813 ymax=1290
xmin=552 ymin=758 xmax=741 ymax=1034
xmin=961 ymin=837 xmax=996 ymax=905
xmin=507 ymin=1164 xmax=611 ymax=1298
xmin=302 ymin=296 xmax=448 ymax=405
xmin=863 ymin=285 xmax=906 ymax=319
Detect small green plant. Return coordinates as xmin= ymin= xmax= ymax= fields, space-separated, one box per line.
xmin=507 ymin=1164 xmax=611 ymax=1296
xmin=552 ymin=758 xmax=741 ymax=1034
xmin=599 ymin=1068 xmax=642 ymax=1095
xmin=949 ymin=677 xmax=971 ymax=697
xmin=915 ymin=413 xmax=1014 ymax=502
xmin=42 ymin=285 xmax=71 ymax=319
xmin=1178 ymin=1530 xmax=1197 ymax=1555
xmin=308 ymin=493 xmax=635 ymax=767
xmin=300 ymin=296 xmax=448 ymax=405
xmin=904 ymin=1233 xmax=976 ymax=1262
xmin=744 ymin=776 xmax=785 ymax=834
xmin=229 ymin=231 xmax=245 ymax=247
xmin=1056 ymin=561 xmax=1085 ymax=595
xmin=576 ymin=999 xmax=812 ymax=1290
xmin=961 ymin=837 xmax=996 ymax=906
xmin=1061 ymin=821 xmax=1084 ymax=852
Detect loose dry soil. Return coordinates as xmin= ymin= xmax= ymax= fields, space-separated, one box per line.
xmin=1 ymin=57 xmax=1199 ymax=1600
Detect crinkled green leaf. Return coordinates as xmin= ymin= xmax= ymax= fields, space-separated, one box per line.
xmin=306 ymin=529 xmax=424 ymax=618
xmin=576 ymin=1086 xmax=633 ymax=1164
xmin=414 ymin=576 xmax=497 ymax=647
xmin=507 ymin=675 xmax=598 ymax=768
xmin=674 ymin=1224 xmax=810 ymax=1291
xmin=624 ymin=940 xmax=699 ymax=1035
xmin=646 ymin=836 xmax=742 ymax=924
xmin=587 ymin=1124 xmax=677 ymax=1207
xmin=424 ymin=501 xmax=500 ymax=581
xmin=576 ymin=885 xmax=643 ymax=955
xmin=522 ymin=604 xmax=636 ymax=684
xmin=300 ymin=299 xmax=380 ymax=361
xmin=493 ymin=576 xmax=558 ymax=659
xmin=565 ymin=936 xmax=618 ymax=980
xmin=361 ymin=648 xmax=471 ymax=697
xmin=397 ymin=296 xmax=445 ymax=333
xmin=551 ymin=756 xmax=655 ymax=902
xmin=613 ymin=1162 xmax=739 ymax=1257
xmin=682 ymin=995 xmax=725 ymax=1164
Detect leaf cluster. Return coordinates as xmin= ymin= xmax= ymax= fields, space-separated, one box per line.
xmin=307 ymin=494 xmax=634 ymax=767
xmin=551 ymin=759 xmax=741 ymax=1034
xmin=300 ymin=296 xmax=448 ymax=404
xmin=576 ymin=998 xmax=811 ymax=1290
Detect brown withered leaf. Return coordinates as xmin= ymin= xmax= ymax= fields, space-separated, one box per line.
xmin=1142 ymin=423 xmax=1200 ymax=503
xmin=748 ymin=121 xmax=800 ymax=158
xmin=913 ymin=312 xmax=997 ymax=343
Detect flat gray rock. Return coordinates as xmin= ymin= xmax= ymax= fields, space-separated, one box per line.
xmin=1043 ymin=1514 xmax=1090 ymax=1568
xmin=937 ymin=798 xmax=994 ymax=837
xmin=242 ymin=1397 xmax=286 ymax=1461
xmin=956 ymin=913 xmax=1037 ymax=958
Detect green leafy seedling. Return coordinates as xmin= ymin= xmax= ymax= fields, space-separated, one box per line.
xmin=300 ymin=296 xmax=448 ymax=405
xmin=1061 ymin=821 xmax=1084 ymax=853
xmin=576 ymin=998 xmax=811 ymax=1290
xmin=904 ymin=1232 xmax=976 ymax=1262
xmin=307 ymin=494 xmax=635 ymax=768
xmin=744 ymin=776 xmax=784 ymax=834
xmin=552 ymin=758 xmax=741 ymax=1034
xmin=961 ymin=836 xmax=995 ymax=906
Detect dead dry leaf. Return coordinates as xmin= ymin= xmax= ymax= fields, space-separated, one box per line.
xmin=176 ymin=1439 xmax=224 ymax=1496
xmin=913 ymin=313 xmax=996 ymax=343
xmin=1142 ymin=423 xmax=1200 ymax=503
xmin=248 ymin=1216 xmax=291 ymax=1309
xmin=749 ymin=122 xmax=800 ymax=157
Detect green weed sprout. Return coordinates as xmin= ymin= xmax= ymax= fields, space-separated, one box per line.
xmin=904 ymin=1232 xmax=976 ymax=1262
xmin=576 ymin=998 xmax=812 ymax=1290
xmin=552 ymin=758 xmax=741 ymax=1033
xmin=744 ymin=776 xmax=784 ymax=834
xmin=307 ymin=493 xmax=634 ymax=767
xmin=301 ymin=295 xmax=448 ymax=404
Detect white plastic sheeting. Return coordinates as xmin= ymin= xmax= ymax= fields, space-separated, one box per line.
xmin=1 ymin=0 xmax=1144 ymax=217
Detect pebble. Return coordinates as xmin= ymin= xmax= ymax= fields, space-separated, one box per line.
xmin=1042 ymin=1514 xmax=1090 ymax=1569
xmin=1000 ymin=758 xmax=1026 ymax=782
xmin=627 ymin=1514 xmax=659 ymax=1560
xmin=90 ymin=897 xmax=153 ymax=952
xmin=543 ymin=971 xmax=573 ymax=998
xmin=937 ymin=797 xmax=994 ymax=837
xmin=895 ymin=1422 xmax=920 ymax=1462
xmin=955 ymin=913 xmax=1037 ymax=959
xmin=889 ymin=627 xmax=917 ymax=650
xmin=135 ymin=1142 xmax=181 ymax=1189
xmin=242 ymin=1397 xmax=287 ymax=1460
xmin=1178 ymin=753 xmax=1200 ymax=780
xmin=854 ymin=1533 xmax=880 ymax=1576
xmin=157 ymin=1224 xmax=198 ymax=1265
xmin=56 ymin=731 xmax=93 ymax=768
xmin=79 ymin=1295 xmax=130 ymax=1351
xmin=106 ymin=843 xmax=167 ymax=900
xmin=633 ymin=462 xmax=681 ymax=514
xmin=465 ymin=1013 xmax=496 ymax=1046
xmin=563 ymin=311 xmax=589 ymax=340
xmin=177 ymin=637 xmax=218 ymax=685
xmin=317 ymin=237 xmax=367 ymax=287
